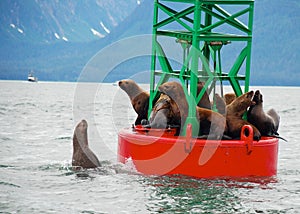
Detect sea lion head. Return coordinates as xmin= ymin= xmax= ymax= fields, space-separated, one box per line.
xmin=118 ymin=79 xmax=144 ymax=101
xmin=158 ymin=81 xmax=188 ymax=118
xmin=158 ymin=82 xmax=186 ymax=104
xmin=73 ymin=119 xmax=88 ymax=148
xmin=252 ymin=90 xmax=263 ymax=104
xmin=227 ymin=91 xmax=255 ymax=117
xmin=119 ymin=79 xmax=149 ymax=125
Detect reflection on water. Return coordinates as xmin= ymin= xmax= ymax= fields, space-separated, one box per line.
xmin=142 ymin=175 xmax=279 ymax=213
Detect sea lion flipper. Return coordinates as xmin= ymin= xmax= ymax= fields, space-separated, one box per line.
xmin=270 ymin=135 xmax=288 ymax=142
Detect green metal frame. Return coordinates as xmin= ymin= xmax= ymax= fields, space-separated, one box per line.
xmin=149 ymin=0 xmax=255 ymax=136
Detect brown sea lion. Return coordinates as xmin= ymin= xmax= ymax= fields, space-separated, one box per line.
xmin=119 ymin=79 xmax=149 ymax=125
xmin=224 ymin=93 xmax=236 ymax=105
xmin=197 ymin=81 xmax=211 ymax=109
xmin=72 ymin=120 xmax=101 ymax=169
xmin=226 ymin=91 xmax=261 ymax=140
xmin=148 ymin=93 xmax=180 ymax=129
xmin=247 ymin=90 xmax=286 ymax=141
xmin=213 ymin=93 xmax=226 ymax=115
xmin=158 ymin=81 xmax=227 ymax=139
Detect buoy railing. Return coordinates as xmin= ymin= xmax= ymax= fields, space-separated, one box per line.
xmin=149 ymin=0 xmax=255 ymax=137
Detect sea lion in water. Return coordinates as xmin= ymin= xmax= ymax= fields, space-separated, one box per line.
xmin=158 ymin=81 xmax=227 ymax=139
xmin=247 ymin=90 xmax=286 ymax=141
xmin=226 ymin=91 xmax=261 ymax=140
xmin=119 ymin=79 xmax=149 ymax=125
xmin=72 ymin=120 xmax=101 ymax=169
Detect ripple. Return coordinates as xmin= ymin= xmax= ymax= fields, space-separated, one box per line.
xmin=13 ymin=102 xmax=37 ymax=107
xmin=54 ymin=136 xmax=72 ymax=141
xmin=0 ymin=181 xmax=21 ymax=188
xmin=1 ymin=136 xmax=12 ymax=141
xmin=281 ymin=107 xmax=298 ymax=114
xmin=0 ymin=164 xmax=15 ymax=168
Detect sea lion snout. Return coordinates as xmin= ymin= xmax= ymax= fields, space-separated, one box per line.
xmin=76 ymin=120 xmax=88 ymax=133
xmin=252 ymin=90 xmax=262 ymax=104
xmin=118 ymin=79 xmax=132 ymax=88
xmin=118 ymin=80 xmax=127 ymax=86
xmin=247 ymin=90 xmax=254 ymax=98
xmin=80 ymin=119 xmax=88 ymax=128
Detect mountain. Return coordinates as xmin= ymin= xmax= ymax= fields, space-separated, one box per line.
xmin=0 ymin=0 xmax=140 ymax=43
xmin=0 ymin=0 xmax=299 ymax=86
xmin=0 ymin=0 xmax=142 ymax=81
xmin=251 ymin=0 xmax=300 ymax=86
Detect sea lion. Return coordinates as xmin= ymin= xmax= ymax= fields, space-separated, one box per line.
xmin=226 ymin=91 xmax=261 ymax=140
xmin=158 ymin=81 xmax=227 ymax=139
xmin=119 ymin=79 xmax=149 ymax=125
xmin=148 ymin=94 xmax=171 ymax=128
xmin=72 ymin=120 xmax=101 ymax=169
xmin=148 ymin=93 xmax=179 ymax=129
xmin=224 ymin=93 xmax=236 ymax=105
xmin=247 ymin=90 xmax=286 ymax=141
xmin=213 ymin=93 xmax=226 ymax=115
xmin=197 ymin=81 xmax=211 ymax=109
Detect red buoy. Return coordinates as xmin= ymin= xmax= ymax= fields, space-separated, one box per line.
xmin=118 ymin=125 xmax=278 ymax=178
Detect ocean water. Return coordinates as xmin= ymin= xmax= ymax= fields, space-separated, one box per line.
xmin=0 ymin=80 xmax=299 ymax=213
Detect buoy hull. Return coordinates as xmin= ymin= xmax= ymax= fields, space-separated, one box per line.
xmin=118 ymin=127 xmax=278 ymax=178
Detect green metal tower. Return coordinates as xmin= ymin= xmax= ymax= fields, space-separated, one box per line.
xmin=149 ymin=0 xmax=255 ymax=136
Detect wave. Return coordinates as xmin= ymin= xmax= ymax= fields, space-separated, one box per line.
xmin=0 ymin=181 xmax=21 ymax=188
xmin=13 ymin=102 xmax=37 ymax=108
xmin=54 ymin=136 xmax=72 ymax=141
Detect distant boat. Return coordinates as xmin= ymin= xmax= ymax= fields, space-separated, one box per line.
xmin=28 ymin=71 xmax=38 ymax=82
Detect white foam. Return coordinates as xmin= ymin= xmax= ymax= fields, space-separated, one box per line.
xmin=91 ymin=28 xmax=105 ymax=38
xmin=62 ymin=36 xmax=68 ymax=42
xmin=54 ymin=33 xmax=60 ymax=39
xmin=100 ymin=21 xmax=110 ymax=34
xmin=17 ymin=28 xmax=23 ymax=34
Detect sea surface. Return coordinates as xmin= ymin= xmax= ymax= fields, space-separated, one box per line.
xmin=0 ymin=80 xmax=299 ymax=213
